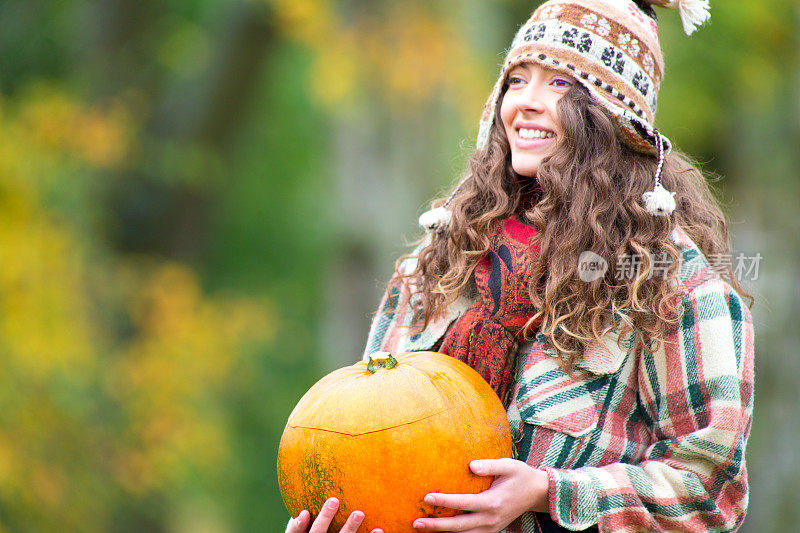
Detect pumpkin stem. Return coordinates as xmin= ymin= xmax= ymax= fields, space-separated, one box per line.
xmin=367 ymin=352 xmax=399 ymax=374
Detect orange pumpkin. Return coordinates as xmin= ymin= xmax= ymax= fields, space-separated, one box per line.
xmin=277 ymin=351 xmax=513 ymax=533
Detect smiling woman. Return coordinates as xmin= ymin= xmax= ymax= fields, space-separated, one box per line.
xmin=286 ymin=0 xmax=756 ymax=532
xmin=500 ymin=63 xmax=573 ymax=177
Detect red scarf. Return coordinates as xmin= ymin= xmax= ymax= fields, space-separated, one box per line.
xmin=439 ymin=217 xmax=541 ymax=407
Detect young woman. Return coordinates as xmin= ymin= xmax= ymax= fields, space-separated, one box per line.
xmin=287 ymin=0 xmax=755 ymax=531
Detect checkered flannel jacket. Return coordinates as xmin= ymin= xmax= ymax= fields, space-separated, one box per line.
xmin=364 ymin=225 xmax=755 ymax=533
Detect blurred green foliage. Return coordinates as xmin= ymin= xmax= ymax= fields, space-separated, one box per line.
xmin=0 ymin=0 xmax=797 ymax=531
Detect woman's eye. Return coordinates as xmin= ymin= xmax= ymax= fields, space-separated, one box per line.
xmin=508 ymin=76 xmax=526 ymax=86
xmin=553 ymin=78 xmax=573 ymax=88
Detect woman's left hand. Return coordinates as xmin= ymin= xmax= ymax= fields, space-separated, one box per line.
xmin=412 ymin=458 xmax=549 ymax=532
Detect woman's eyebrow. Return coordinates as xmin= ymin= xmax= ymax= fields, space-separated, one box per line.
xmin=549 ymin=70 xmax=575 ymax=80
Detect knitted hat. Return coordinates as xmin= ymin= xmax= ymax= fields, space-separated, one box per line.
xmin=420 ymin=0 xmax=711 ymax=231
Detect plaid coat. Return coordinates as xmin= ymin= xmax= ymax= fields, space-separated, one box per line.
xmin=363 ymin=225 xmax=755 ymax=533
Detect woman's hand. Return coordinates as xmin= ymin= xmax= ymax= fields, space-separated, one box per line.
xmin=412 ymin=458 xmax=549 ymax=532
xmin=286 ymin=497 xmax=384 ymax=533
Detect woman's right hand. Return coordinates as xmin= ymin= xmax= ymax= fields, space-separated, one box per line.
xmin=286 ymin=497 xmax=383 ymax=533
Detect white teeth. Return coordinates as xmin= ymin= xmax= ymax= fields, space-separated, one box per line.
xmin=518 ymin=128 xmax=554 ymax=140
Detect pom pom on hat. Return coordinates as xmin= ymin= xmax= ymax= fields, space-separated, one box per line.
xmin=648 ymin=0 xmax=711 ymax=35
xmin=675 ymin=0 xmax=711 ymax=35
xmin=640 ymin=129 xmax=676 ymax=217
xmin=419 ymin=206 xmax=452 ymax=233
xmin=418 ymin=173 xmax=472 ymax=233
xmin=642 ymin=183 xmax=677 ymax=216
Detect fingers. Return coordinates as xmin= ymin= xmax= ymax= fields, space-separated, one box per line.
xmin=422 ymin=458 xmax=521 ymax=512
xmin=339 ymin=509 xmax=365 ymax=533
xmin=309 ymin=497 xmax=339 ymax=533
xmin=304 ymin=497 xmax=372 ymax=533
xmin=287 ymin=510 xmax=309 ymax=533
xmin=424 ymin=492 xmax=482 ymax=512
xmin=470 ymin=457 xmax=519 ymax=476
xmin=413 ymin=512 xmax=481 ymax=531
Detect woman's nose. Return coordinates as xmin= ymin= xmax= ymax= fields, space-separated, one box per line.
xmin=518 ymin=83 xmax=547 ymax=112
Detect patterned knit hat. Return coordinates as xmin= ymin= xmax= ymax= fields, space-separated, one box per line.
xmin=419 ymin=0 xmax=711 ymax=231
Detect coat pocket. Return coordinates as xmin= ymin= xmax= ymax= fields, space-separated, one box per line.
xmin=514 ymin=331 xmax=632 ymax=438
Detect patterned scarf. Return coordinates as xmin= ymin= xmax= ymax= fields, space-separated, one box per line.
xmin=439 ymin=217 xmax=541 ymax=407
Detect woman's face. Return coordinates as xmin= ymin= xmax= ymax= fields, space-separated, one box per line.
xmin=500 ymin=62 xmax=575 ymax=177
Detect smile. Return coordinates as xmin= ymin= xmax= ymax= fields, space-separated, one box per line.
xmin=517 ymin=127 xmax=555 ymax=139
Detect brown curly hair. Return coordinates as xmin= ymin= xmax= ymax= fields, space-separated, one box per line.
xmin=392 ymin=81 xmax=754 ymax=372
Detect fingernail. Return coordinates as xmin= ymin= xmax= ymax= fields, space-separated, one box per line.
xmin=353 ymin=511 xmax=364 ymax=522
xmin=424 ymin=494 xmax=435 ymax=505
xmin=326 ymin=497 xmax=339 ymax=509
xmin=472 ymin=461 xmax=483 ymax=473
xmin=413 ymin=520 xmax=425 ymax=529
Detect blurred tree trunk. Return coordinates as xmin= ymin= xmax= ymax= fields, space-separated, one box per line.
xmin=319 ymin=0 xmax=511 ymax=369
xmin=155 ymin=0 xmax=274 ymax=260
xmin=735 ymin=10 xmax=800 ymax=527
xmin=88 ymin=0 xmax=274 ymax=261
xmin=319 ymin=102 xmax=435 ymax=369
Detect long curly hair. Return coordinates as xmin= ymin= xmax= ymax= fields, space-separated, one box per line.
xmin=390 ymin=79 xmax=754 ymax=372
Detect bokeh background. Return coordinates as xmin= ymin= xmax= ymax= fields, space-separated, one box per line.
xmin=0 ymin=0 xmax=797 ymax=531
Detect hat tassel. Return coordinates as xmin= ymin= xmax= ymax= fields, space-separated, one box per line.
xmin=419 ymin=173 xmax=476 ymax=233
xmin=419 ymin=206 xmax=452 ymax=233
xmin=642 ymin=130 xmax=677 ymax=216
xmin=674 ymin=0 xmax=711 ymax=36
xmin=643 ymin=183 xmax=677 ymax=216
